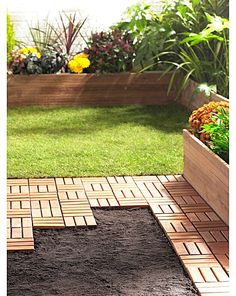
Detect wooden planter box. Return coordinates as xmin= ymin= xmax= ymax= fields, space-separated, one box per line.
xmin=183 ymin=129 xmax=229 ymax=225
xmin=7 ymin=72 xmax=176 ymax=107
xmin=180 ymin=79 xmax=228 ymax=111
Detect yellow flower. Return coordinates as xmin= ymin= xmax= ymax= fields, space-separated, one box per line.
xmin=68 ymin=53 xmax=91 ymax=73
xmin=74 ymin=56 xmax=90 ymax=68
xmin=20 ymin=47 xmax=41 ymax=58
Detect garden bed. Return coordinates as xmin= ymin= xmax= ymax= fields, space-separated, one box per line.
xmin=183 ymin=129 xmax=229 ymax=225
xmin=8 ymin=209 xmax=198 ymax=296
xmin=7 ymin=72 xmax=176 ymax=107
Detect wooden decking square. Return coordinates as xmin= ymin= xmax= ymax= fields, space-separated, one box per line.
xmin=6 ymin=175 xmax=229 ymax=296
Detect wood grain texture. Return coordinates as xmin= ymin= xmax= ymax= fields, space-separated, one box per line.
xmin=183 ymin=130 xmax=229 ymax=225
xmin=7 ymin=72 xmax=176 ymax=107
xmin=180 ymin=79 xmax=229 ymax=111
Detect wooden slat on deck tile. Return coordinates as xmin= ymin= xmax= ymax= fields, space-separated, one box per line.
xmin=116 ymin=198 xmax=148 ymax=208
xmin=195 ymin=282 xmax=230 ymax=294
xmin=60 ymin=199 xmax=97 ymax=227
xmin=30 ymin=191 xmax=64 ymax=228
xmin=33 ymin=217 xmax=65 ymax=228
xmin=7 ymin=238 xmax=34 ymax=251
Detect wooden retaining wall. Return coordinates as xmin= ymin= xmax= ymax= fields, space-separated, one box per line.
xmin=183 ymin=129 xmax=229 ymax=225
xmin=180 ymin=79 xmax=229 ymax=111
xmin=7 ymin=72 xmax=176 ymax=107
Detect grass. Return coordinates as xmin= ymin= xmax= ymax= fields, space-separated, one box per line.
xmin=7 ymin=104 xmax=190 ymax=178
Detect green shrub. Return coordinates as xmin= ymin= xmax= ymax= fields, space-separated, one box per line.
xmin=84 ymin=30 xmax=134 ymax=73
xmin=201 ymin=107 xmax=229 ymax=163
xmin=115 ymin=0 xmax=229 ymax=97
xmin=7 ymin=13 xmax=16 ymax=64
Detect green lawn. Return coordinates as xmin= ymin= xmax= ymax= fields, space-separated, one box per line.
xmin=7 ymin=104 xmax=190 ymax=178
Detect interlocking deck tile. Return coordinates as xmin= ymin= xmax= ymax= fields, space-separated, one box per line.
xmin=132 ymin=176 xmax=159 ymax=182
xmin=55 ymin=177 xmax=84 ymax=191
xmin=149 ymin=202 xmax=182 ymax=216
xmin=6 ymin=175 xmax=229 ymax=296
xmin=7 ymin=238 xmax=34 ymax=251
xmin=29 ymin=178 xmax=56 ymax=193
xmin=33 ymin=216 xmax=65 ymax=228
xmin=207 ymin=242 xmax=229 ymax=255
xmin=114 ymin=198 xmax=148 ymax=208
xmin=159 ymin=219 xmax=196 ymax=233
xmin=86 ymin=190 xmax=119 ymax=208
xmin=7 ymin=188 xmax=34 ymax=251
xmin=215 ymin=254 xmax=229 ymax=274
xmin=192 ymin=221 xmax=228 ymax=232
xmin=153 ymin=213 xmax=188 ymax=220
xmin=82 ymin=177 xmax=111 ymax=191
xmin=29 ymin=191 xmax=65 ymax=228
xmin=60 ymin=199 xmax=97 ymax=227
xmin=195 ymin=282 xmax=230 ymax=294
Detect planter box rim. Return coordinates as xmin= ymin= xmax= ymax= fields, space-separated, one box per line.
xmin=188 ymin=79 xmax=229 ymax=101
xmin=183 ymin=129 xmax=229 ymax=168
xmin=7 ymin=70 xmax=176 ymax=77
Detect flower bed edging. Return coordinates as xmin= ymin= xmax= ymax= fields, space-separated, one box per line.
xmin=180 ymin=79 xmax=229 ymax=111
xmin=183 ymin=129 xmax=229 ymax=225
xmin=7 ymin=72 xmax=176 ymax=107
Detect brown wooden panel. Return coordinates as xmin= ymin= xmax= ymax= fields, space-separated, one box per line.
xmin=183 ymin=130 xmax=229 ymax=225
xmin=8 ymin=73 xmax=177 ymax=107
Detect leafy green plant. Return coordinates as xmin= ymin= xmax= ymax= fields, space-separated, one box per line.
xmin=117 ymin=0 xmax=229 ymax=97
xmin=7 ymin=13 xmax=16 ymax=64
xmin=40 ymin=45 xmax=67 ymax=73
xmin=161 ymin=13 xmax=229 ymax=97
xmin=29 ymin=18 xmax=58 ymax=53
xmin=10 ymin=45 xmax=67 ymax=74
xmin=84 ymin=30 xmax=134 ymax=73
xmin=113 ymin=2 xmax=153 ymax=45
xmin=201 ymin=107 xmax=229 ymax=163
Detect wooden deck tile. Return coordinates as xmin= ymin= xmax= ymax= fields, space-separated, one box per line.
xmin=154 ymin=213 xmax=188 ymax=220
xmin=195 ymin=282 xmax=230 ymax=294
xmin=172 ymin=240 xmax=212 ymax=256
xmin=180 ymin=255 xmax=220 ymax=267
xmin=159 ymin=219 xmax=196 ymax=233
xmin=29 ymin=178 xmax=56 ymax=192
xmin=56 ymin=177 xmax=84 ymax=191
xmin=7 ymin=209 xmax=31 ymax=218
xmin=33 ymin=217 xmax=65 ymax=228
xmin=207 ymin=242 xmax=229 ymax=255
xmin=192 ymin=221 xmax=228 ymax=232
xmin=132 ymin=176 xmax=159 ymax=182
xmin=173 ymin=175 xmax=186 ymax=182
xmin=168 ymin=232 xmax=201 ymax=242
xmin=7 ymin=238 xmax=34 ymax=251
xmin=60 ymin=199 xmax=97 ymax=227
xmin=157 ymin=175 xmax=169 ymax=183
xmin=6 ymin=175 xmax=229 ymax=296
xmin=116 ymin=198 xmax=148 ymax=208
xmin=215 ymin=254 xmax=229 ymax=274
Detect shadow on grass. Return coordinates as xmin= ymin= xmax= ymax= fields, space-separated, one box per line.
xmin=8 ymin=103 xmax=190 ymax=136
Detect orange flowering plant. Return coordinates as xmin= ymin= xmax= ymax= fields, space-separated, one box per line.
xmin=189 ymin=101 xmax=229 ymax=163
xmin=189 ymin=101 xmax=229 ymax=143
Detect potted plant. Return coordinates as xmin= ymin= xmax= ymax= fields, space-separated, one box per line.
xmin=183 ymin=101 xmax=229 ymax=224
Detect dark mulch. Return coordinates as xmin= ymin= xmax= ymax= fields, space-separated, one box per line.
xmin=8 ymin=209 xmax=198 ymax=296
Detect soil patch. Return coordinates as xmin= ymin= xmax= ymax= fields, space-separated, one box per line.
xmin=8 ymin=209 xmax=198 ymax=296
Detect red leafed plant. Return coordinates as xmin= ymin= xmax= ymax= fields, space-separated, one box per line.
xmin=84 ymin=30 xmax=135 ymax=73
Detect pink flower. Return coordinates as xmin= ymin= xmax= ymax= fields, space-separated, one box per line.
xmin=123 ymin=43 xmax=130 ymax=52
xmin=107 ymin=42 xmax=113 ymax=48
